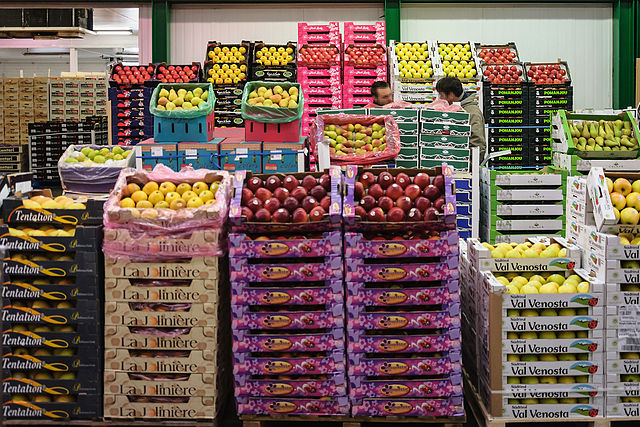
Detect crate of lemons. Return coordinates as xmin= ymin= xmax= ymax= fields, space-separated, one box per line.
xmin=119 ymin=180 xmax=220 ymax=211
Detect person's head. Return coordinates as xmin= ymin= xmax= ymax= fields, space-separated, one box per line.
xmin=436 ymin=77 xmax=464 ymax=104
xmin=371 ymin=81 xmax=392 ymax=106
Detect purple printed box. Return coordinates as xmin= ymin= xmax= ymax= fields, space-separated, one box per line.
xmin=345 ymin=258 xmax=459 ymax=283
xmin=231 ymin=256 xmax=342 ymax=282
xmin=233 ymin=355 xmax=345 ymax=376
xmin=235 ymin=377 xmax=347 ymax=397
xmin=347 ymin=283 xmax=460 ymax=307
xmin=237 ymin=397 xmax=350 ymax=416
xmin=349 ymin=352 xmax=461 ymax=377
xmin=233 ymin=284 xmax=343 ymax=306
xmin=345 ymin=231 xmax=459 ymax=258
xmin=229 ymin=167 xmax=343 ymax=233
xmin=233 ymin=330 xmax=344 ymax=353
xmin=346 ymin=304 xmax=461 ymax=331
xmin=232 ymin=306 xmax=344 ymax=330
xmin=350 ymin=397 xmax=465 ymax=417
xmin=342 ymin=165 xmax=457 ymax=232
xmin=349 ymin=375 xmax=463 ymax=399
xmin=229 ymin=231 xmax=342 ymax=258
xmin=348 ymin=330 xmax=461 ymax=353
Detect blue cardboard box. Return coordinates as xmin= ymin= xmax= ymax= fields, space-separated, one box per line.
xmin=178 ymin=138 xmax=224 ymax=170
xmin=219 ymin=141 xmax=262 ymax=173
xmin=262 ymin=140 xmax=305 ymax=173
xmin=137 ymin=139 xmax=179 ymax=171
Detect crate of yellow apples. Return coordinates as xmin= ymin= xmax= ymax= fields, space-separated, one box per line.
xmin=241 ymin=81 xmax=303 ymax=123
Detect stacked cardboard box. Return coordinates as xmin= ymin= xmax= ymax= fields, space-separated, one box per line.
xmin=102 ymin=167 xmax=232 ymax=421
xmin=419 ymin=109 xmax=470 ymax=171
xmin=1 ymin=191 xmax=105 ymax=420
xmin=480 ymin=167 xmax=567 ymax=243
xmin=465 ymin=238 xmax=606 ymax=420
xmin=389 ymin=40 xmax=440 ymax=106
xmin=229 ymin=168 xmax=348 ymax=416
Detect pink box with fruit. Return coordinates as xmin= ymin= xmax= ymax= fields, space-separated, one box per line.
xmin=233 ymin=285 xmax=343 ymax=306
xmin=237 ymin=397 xmax=349 ymax=416
xmin=343 ymin=65 xmax=387 ymax=81
xmin=229 ymin=168 xmax=343 ymax=232
xmin=344 ymin=230 xmax=459 ymax=258
xmin=346 ymin=257 xmax=459 ymax=283
xmin=343 ymin=44 xmax=387 ymax=68
xmin=229 ymin=231 xmax=341 ymax=258
xmin=297 ymin=44 xmax=341 ymax=68
xmin=343 ymin=165 xmax=457 ymax=232
xmin=349 ymin=375 xmax=463 ymax=399
xmin=233 ymin=329 xmax=344 ymax=353
xmin=232 ymin=306 xmax=344 ymax=330
xmin=303 ymin=85 xmax=342 ymax=96
xmin=230 ymin=256 xmax=342 ymax=282
xmin=297 ymin=66 xmax=341 ymax=79
xmin=343 ymin=84 xmax=372 ymax=97
xmin=342 ymin=98 xmax=373 ymax=109
xmin=348 ymin=329 xmax=461 ymax=353
xmin=347 ymin=282 xmax=460 ymax=307
xmin=233 ymin=354 xmax=345 ymax=376
xmin=235 ymin=375 xmax=346 ymax=397
xmin=349 ymin=351 xmax=461 ymax=377
xmin=350 ymin=396 xmax=464 ymax=417
xmin=343 ymin=22 xmax=386 ymax=45
xmin=347 ymin=305 xmax=461 ymax=330
xmin=298 ymin=22 xmax=341 ymax=45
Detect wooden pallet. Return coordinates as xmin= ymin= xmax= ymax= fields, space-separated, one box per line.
xmin=463 ymin=371 xmax=634 ymax=427
xmin=0 ymin=27 xmax=93 ymax=39
xmin=240 ymin=414 xmax=466 ymax=427
xmin=3 ymin=420 xmax=219 ymax=426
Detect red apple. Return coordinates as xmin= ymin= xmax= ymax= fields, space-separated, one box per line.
xmin=247 ymin=197 xmax=263 ymax=213
xmin=273 ymin=208 xmax=290 ymax=223
xmin=423 ymin=185 xmax=441 ymax=202
xmin=378 ymin=196 xmax=394 ymax=213
xmin=254 ymin=208 xmax=271 ymax=222
xmin=431 ymin=175 xmax=445 ymax=192
xmin=413 ymin=173 xmax=430 ymax=189
xmin=265 ymin=175 xmax=282 ymax=192
xmin=241 ymin=188 xmax=253 ymax=205
xmin=434 ymin=197 xmax=446 ymax=212
xmin=386 ymin=184 xmax=403 ymax=201
xmin=302 ymin=175 xmax=318 ymax=191
xmin=291 ymin=187 xmax=308 ymax=202
xmin=273 ymin=187 xmax=290 ymax=203
xmin=414 ymin=196 xmax=431 ymax=212
xmin=405 ymin=184 xmax=421 ymax=201
xmin=367 ymin=207 xmax=386 ymax=222
xmin=378 ymin=172 xmax=394 ymax=189
xmin=283 ymin=197 xmax=299 ymax=212
xmin=395 ymin=173 xmax=411 ymax=189
xmin=354 ymin=182 xmax=364 ymax=200
xmin=255 ymin=188 xmax=273 ymax=203
xmin=247 ymin=177 xmax=263 ymax=192
xmin=320 ymin=196 xmax=331 ymax=211
xmin=424 ymin=207 xmax=438 ymax=221
xmin=396 ymin=196 xmax=412 ymax=212
xmin=359 ymin=172 xmax=376 ymax=188
xmin=310 ymin=206 xmax=326 ymax=222
xmin=302 ymin=196 xmax=318 ymax=212
xmin=310 ymin=185 xmax=327 ymax=201
xmin=263 ymin=198 xmax=281 ymax=214
xmin=354 ymin=205 xmax=367 ymax=219
xmin=319 ymin=173 xmax=331 ymax=190
xmin=292 ymin=207 xmax=308 ymax=223
xmin=368 ymin=184 xmax=384 ymax=200
xmin=360 ymin=195 xmax=376 ymax=211
xmin=407 ymin=208 xmax=422 ymax=221
xmin=241 ymin=206 xmax=254 ymax=221
xmin=283 ymin=175 xmax=299 ymax=191
xmin=387 ymin=207 xmax=405 ymax=222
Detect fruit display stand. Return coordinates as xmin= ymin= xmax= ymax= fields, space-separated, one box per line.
xmin=343 ymin=165 xmax=465 ymax=419
xmin=479 ymin=167 xmax=568 ymax=244
xmin=419 ymin=109 xmax=471 ymax=172
xmin=464 ymin=237 xmax=607 ymax=421
xmin=101 ymin=165 xmax=232 ymax=421
xmin=0 ymin=189 xmax=104 ymax=420
xmin=388 ymin=40 xmax=441 ymax=106
xmin=228 ymin=168 xmax=350 ymax=418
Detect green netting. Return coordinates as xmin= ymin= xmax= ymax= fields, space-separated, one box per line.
xmin=241 ymin=81 xmax=304 ymax=123
xmin=150 ymin=83 xmax=215 ymax=118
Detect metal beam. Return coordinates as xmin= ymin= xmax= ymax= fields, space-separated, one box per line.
xmin=151 ymin=0 xmax=170 ymax=63
xmin=613 ymin=0 xmax=637 ymax=108
xmin=385 ymin=0 xmax=401 ymax=43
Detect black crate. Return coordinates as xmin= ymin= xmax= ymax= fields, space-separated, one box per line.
xmin=483 ymin=84 xmax=528 ymax=100
xmin=529 ymin=85 xmax=573 ymax=99
xmin=531 ymin=134 xmax=553 ymax=146
xmin=1 ymin=393 xmax=101 ymax=419
xmin=488 ymin=126 xmax=528 ymax=138
xmin=487 ymin=116 xmax=528 ymax=127
xmin=0 ymin=9 xmax=22 ymax=27
xmin=488 ymin=134 xmax=528 ymax=146
xmin=529 ymin=106 xmax=566 ymax=118
xmin=1 ymin=275 xmax=103 ymax=300
xmin=483 ymin=97 xmax=527 ymax=109
xmin=484 ymin=106 xmax=527 ymax=119
xmin=251 ymin=65 xmax=297 ymax=82
xmin=529 ymin=115 xmax=553 ymax=127
xmin=2 ymin=196 xmax=105 ymax=226
xmin=532 ymin=97 xmax=573 ymax=109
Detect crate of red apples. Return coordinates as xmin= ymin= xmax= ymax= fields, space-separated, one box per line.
xmin=343 ymin=165 xmax=457 ymax=231
xmin=343 ymin=44 xmax=386 ymax=68
xmin=110 ymin=63 xmax=155 ymax=87
xmin=480 ymin=63 xmax=526 ymax=85
xmin=475 ymin=43 xmax=519 ymax=64
xmin=524 ymin=61 xmax=571 ymax=85
xmin=154 ymin=62 xmax=201 ymax=84
xmin=297 ymin=44 xmax=340 ymax=68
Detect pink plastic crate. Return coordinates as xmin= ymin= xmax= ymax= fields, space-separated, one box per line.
xmin=343 ymin=65 xmax=387 ymax=81
xmin=298 ymin=66 xmax=341 ymax=79
xmin=351 ymin=397 xmax=464 ymax=417
xmin=233 ymin=330 xmax=344 ymax=353
xmin=298 ymin=22 xmax=341 ymax=45
xmin=245 ymin=119 xmax=300 ymax=143
xmin=303 ymin=85 xmax=342 ymax=96
xmin=342 ymin=97 xmax=372 ymax=108
xmin=343 ymin=22 xmax=386 ymax=45
xmin=343 ymin=85 xmax=371 ymax=97
xmin=348 ymin=329 xmax=461 ymax=353
xmin=235 ymin=377 xmax=347 ymax=398
xmin=349 ymin=351 xmax=461 ymax=376
xmin=299 ymin=74 xmax=342 ymax=88
xmin=306 ymin=94 xmax=342 ymax=108
xmin=237 ymin=397 xmax=349 ymax=416
xmin=229 ymin=232 xmax=342 ymax=259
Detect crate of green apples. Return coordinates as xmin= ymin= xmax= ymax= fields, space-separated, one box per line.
xmin=58 ymin=145 xmax=136 ymax=193
xmin=552 ymin=110 xmax=640 ymax=158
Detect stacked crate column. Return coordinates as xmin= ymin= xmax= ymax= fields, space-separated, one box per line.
xmin=1 ymin=194 xmax=105 ymax=420
xmin=419 ymin=109 xmax=471 ymax=172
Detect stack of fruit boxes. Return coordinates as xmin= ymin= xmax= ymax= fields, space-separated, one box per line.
xmin=342 ymin=22 xmax=387 ymax=109
xmin=466 ymin=238 xmax=606 ymax=420
xmin=419 ymin=109 xmax=470 ymax=172
xmin=205 ymin=41 xmax=251 ymax=128
xmin=108 ymin=86 xmax=154 ymax=146
xmin=101 ymin=168 xmax=232 ymax=420
xmin=251 ymin=41 xmax=298 ymax=84
xmin=568 ymin=168 xmax=640 ymax=417
xmin=389 ymin=40 xmax=440 ymax=106
xmin=342 ymin=165 xmax=465 ymax=418
xmin=454 ymin=172 xmax=473 ymax=239
xmin=1 ymin=192 xmax=105 ymax=420
xmin=526 ymin=62 xmax=573 ymax=168
xmin=297 ymin=23 xmax=342 ymax=138
xmin=228 ymin=168 xmax=349 ymax=416
xmin=479 ymin=167 xmax=567 ymax=244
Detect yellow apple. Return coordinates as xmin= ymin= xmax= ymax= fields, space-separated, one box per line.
xmin=131 ymin=191 xmax=148 ymax=203
xmin=187 ymin=197 xmax=204 ymax=208
xmin=124 ymin=183 xmax=141 ymax=197
xmin=165 ymin=192 xmax=181 ymax=205
xmin=136 ymin=200 xmax=153 ymax=209
xmin=154 ymin=201 xmax=170 ymax=209
xmin=170 ymin=199 xmax=186 ymax=210
xmin=181 ymin=190 xmax=198 ymax=202
xmin=159 ymin=181 xmax=176 ymax=195
xmin=148 ymin=190 xmax=164 ymax=206
xmin=176 ymin=183 xmax=191 ymax=195
xmin=192 ymin=181 xmax=209 ymax=195
xmin=198 ymin=190 xmax=214 ymax=203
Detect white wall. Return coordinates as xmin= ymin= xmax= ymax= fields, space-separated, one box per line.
xmin=170 ymin=3 xmax=384 ymax=64
xmin=0 ymin=59 xmax=109 ymax=78
xmin=401 ymin=3 xmax=613 ymax=109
